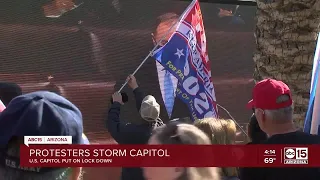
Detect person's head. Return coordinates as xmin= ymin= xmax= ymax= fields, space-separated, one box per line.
xmin=0 ymin=91 xmax=89 ymax=180
xmin=0 ymin=82 xmax=22 ymax=106
xmin=194 ymin=118 xmax=235 ymax=145
xmin=144 ymin=123 xmax=220 ymax=180
xmin=219 ymin=119 xmax=237 ymax=144
xmin=152 ymin=12 xmax=179 ymax=46
xmin=194 ymin=118 xmax=238 ymax=177
xmin=140 ymin=95 xmax=163 ymax=126
xmin=247 ymin=114 xmax=268 ymax=143
xmin=247 ymin=79 xmax=294 ymax=135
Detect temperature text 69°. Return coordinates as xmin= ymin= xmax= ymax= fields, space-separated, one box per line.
xmin=264 ymin=157 xmax=276 ymax=164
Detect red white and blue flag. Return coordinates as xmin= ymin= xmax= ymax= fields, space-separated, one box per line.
xmin=0 ymin=100 xmax=5 ymax=113
xmin=304 ymin=33 xmax=320 ymax=135
xmin=152 ymin=0 xmax=218 ymax=121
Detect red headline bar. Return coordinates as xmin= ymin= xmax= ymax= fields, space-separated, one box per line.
xmin=19 ymin=145 xmax=316 ymax=167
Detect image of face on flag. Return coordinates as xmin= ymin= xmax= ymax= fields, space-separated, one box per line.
xmin=152 ymin=0 xmax=218 ymax=121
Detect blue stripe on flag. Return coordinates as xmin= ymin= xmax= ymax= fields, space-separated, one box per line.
xmin=304 ymin=59 xmax=319 ymax=133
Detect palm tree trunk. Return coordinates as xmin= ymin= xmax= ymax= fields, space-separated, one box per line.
xmin=254 ymin=0 xmax=320 ymax=128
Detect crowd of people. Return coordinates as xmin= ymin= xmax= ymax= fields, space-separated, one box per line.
xmin=0 ymin=74 xmax=320 ymax=180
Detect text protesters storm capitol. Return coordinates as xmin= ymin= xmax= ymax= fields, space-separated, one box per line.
xmin=29 ymin=148 xmax=171 ymax=157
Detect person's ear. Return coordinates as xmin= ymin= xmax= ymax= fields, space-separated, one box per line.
xmin=255 ymin=108 xmax=266 ymax=127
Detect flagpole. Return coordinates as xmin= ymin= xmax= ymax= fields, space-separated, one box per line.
xmin=118 ymin=0 xmax=197 ymax=92
xmin=310 ymin=33 xmax=320 ymax=93
xmin=304 ymin=33 xmax=320 ymax=133
xmin=310 ymin=66 xmax=320 ymax=134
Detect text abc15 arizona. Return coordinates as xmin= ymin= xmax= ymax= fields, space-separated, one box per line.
xmin=284 ymin=147 xmax=308 ymax=164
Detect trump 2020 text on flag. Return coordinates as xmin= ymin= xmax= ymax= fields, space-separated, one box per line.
xmin=304 ymin=32 xmax=320 ymax=135
xmin=152 ymin=0 xmax=218 ymax=121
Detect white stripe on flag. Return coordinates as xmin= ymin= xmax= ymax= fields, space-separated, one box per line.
xmin=311 ymin=65 xmax=320 ymax=134
xmin=311 ymin=33 xmax=320 ymax=93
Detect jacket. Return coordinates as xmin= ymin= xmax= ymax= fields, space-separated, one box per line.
xmin=107 ymin=87 xmax=152 ymax=180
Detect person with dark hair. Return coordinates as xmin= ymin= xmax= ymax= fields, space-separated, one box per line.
xmin=239 ymin=114 xmax=267 ymax=180
xmin=0 ymin=82 xmax=22 ymax=106
xmin=247 ymin=113 xmax=267 ymax=144
xmin=107 ymin=74 xmax=163 ymax=180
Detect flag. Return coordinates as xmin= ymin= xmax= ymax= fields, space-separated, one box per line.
xmin=0 ymin=100 xmax=5 ymax=113
xmin=152 ymin=0 xmax=218 ymax=121
xmin=304 ymin=33 xmax=320 ymax=134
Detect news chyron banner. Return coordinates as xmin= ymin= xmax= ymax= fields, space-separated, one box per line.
xmin=19 ymin=139 xmax=318 ymax=167
xmin=24 ymin=136 xmax=73 ymax=146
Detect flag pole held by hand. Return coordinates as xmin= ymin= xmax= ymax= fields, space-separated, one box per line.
xmin=117 ymin=0 xmax=197 ymax=93
xmin=117 ymin=23 xmax=176 ymax=93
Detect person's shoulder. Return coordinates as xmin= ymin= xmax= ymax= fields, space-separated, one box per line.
xmin=302 ymin=133 xmax=320 ymax=143
xmin=263 ymin=131 xmax=320 ymax=144
xmin=246 ymin=141 xmax=263 ymax=145
xmin=290 ymin=131 xmax=320 ymax=143
xmin=126 ymin=123 xmax=153 ymax=144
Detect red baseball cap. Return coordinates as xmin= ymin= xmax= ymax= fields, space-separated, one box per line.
xmin=247 ymin=79 xmax=293 ymax=110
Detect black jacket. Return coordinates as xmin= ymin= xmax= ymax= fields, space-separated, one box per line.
xmin=107 ymin=87 xmax=152 ymax=180
xmin=240 ymin=132 xmax=320 ymax=180
xmin=238 ymin=142 xmax=260 ymax=180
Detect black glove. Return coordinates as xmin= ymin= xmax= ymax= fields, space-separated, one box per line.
xmin=110 ymin=92 xmax=128 ymax=104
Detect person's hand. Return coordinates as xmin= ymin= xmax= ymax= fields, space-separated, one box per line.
xmin=112 ymin=92 xmax=123 ymax=104
xmin=218 ymin=8 xmax=233 ymax=18
xmin=127 ymin=75 xmax=138 ymax=89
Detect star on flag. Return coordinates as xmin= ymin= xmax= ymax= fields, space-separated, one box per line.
xmin=175 ymin=49 xmax=185 ymax=59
